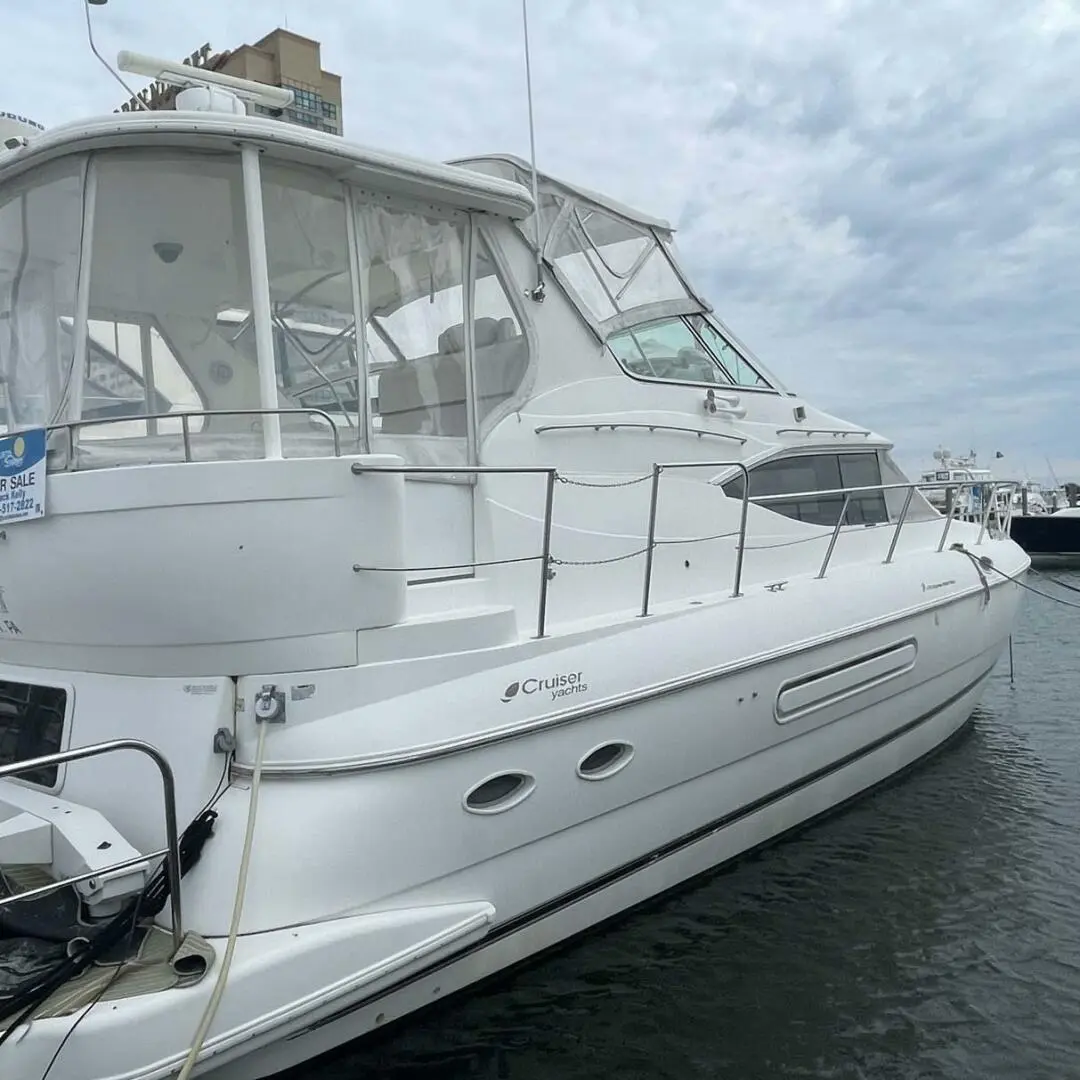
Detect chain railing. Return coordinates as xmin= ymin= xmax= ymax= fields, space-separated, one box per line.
xmin=45 ymin=407 xmax=342 ymax=471
xmin=0 ymin=739 xmax=184 ymax=955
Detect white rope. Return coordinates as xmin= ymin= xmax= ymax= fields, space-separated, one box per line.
xmin=176 ymin=720 xmax=269 ymax=1079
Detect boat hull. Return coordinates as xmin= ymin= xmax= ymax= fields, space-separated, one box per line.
xmin=240 ymin=650 xmax=997 ymax=1080
xmin=5 ymin=567 xmax=1023 ymax=1080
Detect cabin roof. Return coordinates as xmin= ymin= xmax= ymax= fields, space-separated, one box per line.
xmin=0 ymin=111 xmax=536 ymax=221
xmin=450 ymin=152 xmax=674 ymax=233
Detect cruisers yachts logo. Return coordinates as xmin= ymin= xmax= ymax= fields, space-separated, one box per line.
xmin=501 ymin=671 xmax=588 ymax=703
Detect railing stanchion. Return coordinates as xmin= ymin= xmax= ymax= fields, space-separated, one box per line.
xmin=884 ymin=485 xmax=915 ymax=564
xmin=733 ymin=464 xmax=749 ymax=597
xmin=536 ymin=469 xmax=557 ymax=639
xmin=181 ymin=413 xmax=192 ymax=462
xmin=976 ymin=482 xmax=996 ymax=545
xmin=938 ymin=485 xmax=961 ymax=552
xmin=640 ymin=465 xmax=663 ymax=617
xmin=817 ymin=494 xmax=850 ymax=578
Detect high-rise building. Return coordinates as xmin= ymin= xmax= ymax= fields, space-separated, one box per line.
xmin=118 ymin=30 xmax=343 ymax=137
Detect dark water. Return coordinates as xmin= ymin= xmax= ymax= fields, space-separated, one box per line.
xmin=301 ymin=573 xmax=1080 ymax=1080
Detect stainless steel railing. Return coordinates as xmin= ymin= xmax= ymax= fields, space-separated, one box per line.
xmin=348 ymin=462 xmax=1020 ymax=632
xmin=0 ymin=739 xmax=184 ymax=955
xmin=535 ymin=422 xmax=748 ymax=445
xmin=640 ymin=461 xmax=751 ymax=614
xmin=45 ymin=407 xmax=342 ymax=471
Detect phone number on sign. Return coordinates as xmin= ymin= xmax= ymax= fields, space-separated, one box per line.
xmin=0 ymin=495 xmax=40 ymax=518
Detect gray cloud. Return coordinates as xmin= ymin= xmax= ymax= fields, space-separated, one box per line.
xmin=4 ymin=0 xmax=1080 ymax=481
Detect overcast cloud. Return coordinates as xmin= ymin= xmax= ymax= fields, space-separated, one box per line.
xmin=4 ymin=0 xmax=1079 ymax=482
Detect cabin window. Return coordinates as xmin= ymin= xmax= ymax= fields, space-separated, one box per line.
xmin=472 ymin=232 xmax=529 ymax=422
xmin=258 ymin=164 xmax=359 ymax=440
xmin=0 ymin=680 xmax=66 ymax=789
xmin=0 ymin=157 xmax=85 ymax=433
xmin=608 ymin=314 xmax=769 ymax=389
xmin=723 ymin=453 xmax=889 ymax=526
xmin=354 ymin=203 xmax=468 ymax=455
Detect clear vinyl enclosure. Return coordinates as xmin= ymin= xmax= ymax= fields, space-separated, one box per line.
xmin=0 ymin=147 xmax=533 ymax=470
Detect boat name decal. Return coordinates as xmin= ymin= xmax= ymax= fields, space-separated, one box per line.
xmin=502 ymin=671 xmax=588 ymax=703
xmin=921 ymin=579 xmax=956 ymax=593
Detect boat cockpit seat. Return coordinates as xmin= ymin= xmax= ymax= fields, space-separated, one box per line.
xmin=435 ymin=317 xmax=529 ymax=432
xmin=434 ymin=322 xmax=473 ymax=437
xmin=379 ymin=361 xmax=430 ymax=434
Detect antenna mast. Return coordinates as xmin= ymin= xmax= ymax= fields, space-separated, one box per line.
xmin=83 ymin=0 xmax=148 ymax=109
xmin=521 ymin=0 xmax=545 ymax=302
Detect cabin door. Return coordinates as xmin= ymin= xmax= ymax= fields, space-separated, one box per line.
xmin=353 ymin=198 xmax=477 ymax=583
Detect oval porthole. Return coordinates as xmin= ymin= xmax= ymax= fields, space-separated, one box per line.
xmin=577 ymin=741 xmax=634 ymax=781
xmin=463 ymin=772 xmax=536 ymax=815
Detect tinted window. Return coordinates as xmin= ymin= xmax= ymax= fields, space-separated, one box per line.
xmin=723 ymin=453 xmax=887 ymax=526
xmin=0 ymin=681 xmax=66 ymax=787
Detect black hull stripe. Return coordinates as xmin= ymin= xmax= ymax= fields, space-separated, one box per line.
xmin=293 ymin=662 xmax=995 ymax=1040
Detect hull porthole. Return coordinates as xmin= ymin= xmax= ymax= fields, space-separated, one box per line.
xmin=577 ymin=741 xmax=635 ymax=781
xmin=463 ymin=771 xmax=536 ymax=814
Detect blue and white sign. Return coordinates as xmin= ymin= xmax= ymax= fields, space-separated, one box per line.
xmin=0 ymin=428 xmax=46 ymax=525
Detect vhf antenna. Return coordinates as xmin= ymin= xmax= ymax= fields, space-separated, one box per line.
xmin=84 ymin=0 xmax=148 ymax=109
xmin=521 ymin=0 xmax=545 ymax=302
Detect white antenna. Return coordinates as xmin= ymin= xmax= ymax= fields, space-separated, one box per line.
xmin=84 ymin=0 xmax=148 ymax=109
xmin=521 ymin=0 xmax=545 ymax=302
xmin=118 ymin=51 xmax=295 ymax=108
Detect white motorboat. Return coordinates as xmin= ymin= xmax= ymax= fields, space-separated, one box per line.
xmin=918 ymin=447 xmax=1017 ymax=523
xmin=0 ymin=45 xmax=1030 ymax=1080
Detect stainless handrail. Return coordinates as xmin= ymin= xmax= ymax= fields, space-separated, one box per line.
xmin=351 ymin=462 xmax=559 ymax=638
xmin=0 ymin=739 xmax=184 ymax=955
xmin=535 ymin=422 xmax=747 ymax=445
xmin=45 ymin=406 xmax=343 ymax=470
xmin=640 ymin=460 xmax=751 ymax=616
xmin=775 ymin=427 xmax=873 ymax=438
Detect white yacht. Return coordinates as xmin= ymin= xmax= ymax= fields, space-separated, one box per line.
xmin=0 ymin=50 xmax=1029 ymax=1080
xmin=918 ymin=447 xmax=1016 ymax=523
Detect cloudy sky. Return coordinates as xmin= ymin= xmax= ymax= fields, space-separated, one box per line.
xmin=6 ymin=0 xmax=1079 ymax=482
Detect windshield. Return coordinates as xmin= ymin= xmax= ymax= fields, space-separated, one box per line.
xmin=607 ymin=314 xmax=772 ymax=390
xmin=0 ymin=158 xmax=85 ymax=431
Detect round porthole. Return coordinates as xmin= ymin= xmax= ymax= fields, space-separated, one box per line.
xmin=577 ymin=741 xmax=634 ymax=781
xmin=463 ymin=771 xmax=536 ymax=815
